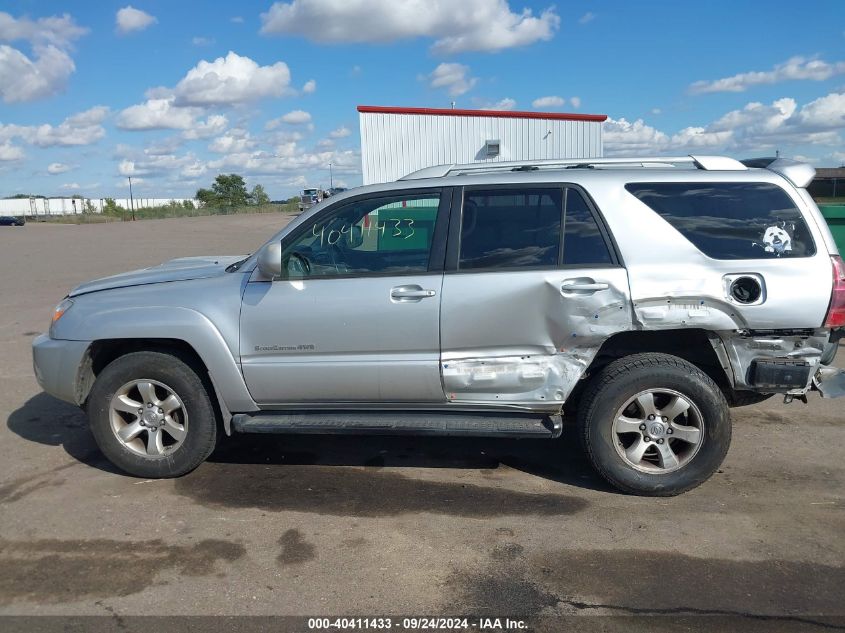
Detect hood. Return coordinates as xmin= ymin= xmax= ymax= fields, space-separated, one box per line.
xmin=68 ymin=255 xmax=246 ymax=297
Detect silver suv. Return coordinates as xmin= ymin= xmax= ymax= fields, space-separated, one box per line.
xmin=32 ymin=155 xmax=845 ymax=495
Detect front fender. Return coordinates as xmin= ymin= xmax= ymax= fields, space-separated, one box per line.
xmin=55 ymin=305 xmax=257 ymax=414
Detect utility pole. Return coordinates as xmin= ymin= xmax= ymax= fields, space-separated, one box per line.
xmin=128 ymin=176 xmax=136 ymax=221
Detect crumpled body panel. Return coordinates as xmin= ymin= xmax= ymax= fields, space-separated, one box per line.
xmin=720 ymin=329 xmax=829 ymax=393
xmin=439 ymin=268 xmax=632 ymax=409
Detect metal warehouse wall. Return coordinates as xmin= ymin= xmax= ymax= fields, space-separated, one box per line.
xmin=358 ymin=106 xmax=606 ymax=185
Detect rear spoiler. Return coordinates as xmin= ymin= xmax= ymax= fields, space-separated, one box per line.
xmin=741 ymin=157 xmax=816 ymax=189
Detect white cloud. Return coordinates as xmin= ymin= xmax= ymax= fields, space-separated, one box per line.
xmin=570 ymin=96 xmax=581 ymax=108
xmin=48 ymin=162 xmax=72 ymax=174
xmin=0 ymin=44 xmax=75 ymax=103
xmin=116 ymin=150 xmax=205 ymax=180
xmin=578 ymin=12 xmax=595 ymax=24
xmin=282 ymin=109 xmax=312 ymax=124
xmin=116 ymin=6 xmax=157 ymax=34
xmin=0 ymin=141 xmax=24 ymax=161
xmin=143 ymin=137 xmax=184 ymax=155
xmin=532 ymin=95 xmax=565 ymax=108
xmin=144 ymin=85 xmax=175 ymax=99
xmin=789 ymin=92 xmax=845 ymax=131
xmin=182 ymin=114 xmax=228 ymax=139
xmin=0 ymin=11 xmax=88 ymax=103
xmin=192 ymin=36 xmax=214 ymax=46
xmin=0 ymin=106 xmax=108 ymax=147
xmin=116 ymin=98 xmax=200 ymax=130
xmin=267 ymin=110 xmax=312 ymax=129
xmin=118 ymin=159 xmax=141 ymax=177
xmin=260 ymin=0 xmax=559 ymax=54
xmin=302 ymin=79 xmax=316 ymax=93
xmin=481 ymin=97 xmax=517 ymax=111
xmin=267 ymin=129 xmax=306 ymax=144
xmin=329 ymin=125 xmax=351 ymax=139
xmin=428 ymin=62 xmax=477 ymax=97
xmin=231 ymin=16 xmax=244 ymax=24
xmin=604 ymin=91 xmax=845 ymax=156
xmin=60 ymin=182 xmax=80 ymax=190
xmin=208 ymin=146 xmax=361 ymax=176
xmin=173 ymin=51 xmax=292 ymax=106
xmin=181 ymin=160 xmax=207 ymax=179
xmin=67 ymin=106 xmax=110 ymax=128
xmin=208 ymin=129 xmax=256 ymax=153
xmin=0 ymin=11 xmax=88 ymax=48
xmin=603 ymin=117 xmax=670 ymax=155
xmin=690 ymin=56 xmax=845 ymax=94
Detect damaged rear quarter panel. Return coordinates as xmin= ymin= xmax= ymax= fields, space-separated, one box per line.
xmin=439 ymin=268 xmax=632 ymax=408
xmin=720 ymin=329 xmax=828 ymax=392
xmin=588 ymin=171 xmax=834 ymax=332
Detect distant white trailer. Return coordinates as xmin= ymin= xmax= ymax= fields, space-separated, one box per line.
xmin=358 ymin=105 xmax=607 ymax=185
xmin=0 ymin=198 xmax=198 ymax=217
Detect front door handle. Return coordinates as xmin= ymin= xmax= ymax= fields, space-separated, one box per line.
xmin=391 ymin=285 xmax=437 ymax=302
xmin=561 ymin=279 xmax=610 ymax=294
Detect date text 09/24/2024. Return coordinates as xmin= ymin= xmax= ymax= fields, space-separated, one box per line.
xmin=307 ymin=617 xmax=528 ymax=630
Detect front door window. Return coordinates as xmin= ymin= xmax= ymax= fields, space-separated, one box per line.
xmin=282 ymin=193 xmax=441 ymax=278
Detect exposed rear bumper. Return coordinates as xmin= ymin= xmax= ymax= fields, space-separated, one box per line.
xmin=32 ymin=334 xmax=90 ymax=405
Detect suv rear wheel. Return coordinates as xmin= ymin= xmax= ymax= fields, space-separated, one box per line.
xmin=87 ymin=351 xmax=218 ymax=478
xmin=578 ymin=352 xmax=731 ymax=496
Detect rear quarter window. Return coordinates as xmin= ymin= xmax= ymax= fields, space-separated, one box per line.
xmin=625 ymin=182 xmax=816 ymax=259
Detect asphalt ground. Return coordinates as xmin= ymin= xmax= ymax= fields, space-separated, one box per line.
xmin=0 ymin=214 xmax=843 ymax=632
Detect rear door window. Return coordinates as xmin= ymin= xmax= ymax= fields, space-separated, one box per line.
xmin=458 ymin=188 xmax=562 ymax=270
xmin=562 ymin=189 xmax=613 ymax=266
xmin=625 ymin=182 xmax=816 ymax=259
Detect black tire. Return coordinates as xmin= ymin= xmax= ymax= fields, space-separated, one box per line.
xmin=87 ymin=351 xmax=218 ymax=478
xmin=577 ymin=352 xmax=731 ymax=496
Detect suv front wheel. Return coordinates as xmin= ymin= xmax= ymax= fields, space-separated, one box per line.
xmin=87 ymin=351 xmax=218 ymax=478
xmin=578 ymin=352 xmax=731 ymax=496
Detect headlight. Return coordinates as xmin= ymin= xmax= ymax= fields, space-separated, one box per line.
xmin=51 ymin=298 xmax=74 ymax=325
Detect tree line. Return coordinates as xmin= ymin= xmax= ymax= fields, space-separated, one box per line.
xmin=196 ymin=174 xmax=270 ymax=207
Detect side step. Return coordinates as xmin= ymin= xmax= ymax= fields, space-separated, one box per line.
xmin=231 ymin=411 xmax=562 ymax=438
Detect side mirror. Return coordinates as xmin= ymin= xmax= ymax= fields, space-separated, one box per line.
xmin=256 ymin=241 xmax=283 ymax=279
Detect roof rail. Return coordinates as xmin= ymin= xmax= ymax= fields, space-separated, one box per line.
xmin=399 ymin=154 xmax=747 ymax=180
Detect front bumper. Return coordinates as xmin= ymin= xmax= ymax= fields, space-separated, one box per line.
xmin=32 ymin=334 xmax=91 ymax=405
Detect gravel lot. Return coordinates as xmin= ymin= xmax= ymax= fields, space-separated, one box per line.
xmin=0 ymin=215 xmax=843 ymax=631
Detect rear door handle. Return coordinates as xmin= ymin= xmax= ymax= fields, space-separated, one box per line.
xmin=391 ymin=285 xmax=437 ymax=302
xmin=561 ymin=280 xmax=610 ymax=293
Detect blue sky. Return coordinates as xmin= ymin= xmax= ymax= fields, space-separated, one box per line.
xmin=1 ymin=0 xmax=844 ymax=199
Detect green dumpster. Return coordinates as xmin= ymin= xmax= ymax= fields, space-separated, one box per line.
xmin=819 ymin=204 xmax=845 ymax=254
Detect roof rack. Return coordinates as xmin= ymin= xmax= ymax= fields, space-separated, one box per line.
xmin=399 ymin=155 xmax=748 ymax=180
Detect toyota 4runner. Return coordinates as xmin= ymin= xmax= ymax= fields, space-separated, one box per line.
xmin=32 ymin=155 xmax=845 ymax=495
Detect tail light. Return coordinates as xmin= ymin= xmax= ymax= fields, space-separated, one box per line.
xmin=825 ymin=255 xmax=845 ymax=328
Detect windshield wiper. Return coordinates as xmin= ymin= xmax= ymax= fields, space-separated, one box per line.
xmin=225 ymin=256 xmax=251 ymax=272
